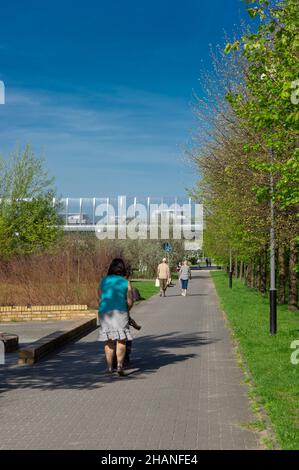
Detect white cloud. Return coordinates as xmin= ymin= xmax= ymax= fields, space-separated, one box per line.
xmin=0 ymin=85 xmax=195 ymax=195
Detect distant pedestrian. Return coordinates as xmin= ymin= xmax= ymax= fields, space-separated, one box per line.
xmin=157 ymin=258 xmax=170 ymax=297
xmin=179 ymin=260 xmax=191 ymax=296
xmin=205 ymin=257 xmax=209 ymax=268
xmin=98 ymin=258 xmax=133 ymax=376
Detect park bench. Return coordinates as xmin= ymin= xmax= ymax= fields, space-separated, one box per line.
xmin=18 ymin=317 xmax=97 ymax=365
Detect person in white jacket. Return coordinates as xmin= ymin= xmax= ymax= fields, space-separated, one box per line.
xmin=157 ymin=258 xmax=170 ymax=297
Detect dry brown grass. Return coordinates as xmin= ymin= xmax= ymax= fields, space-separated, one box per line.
xmin=0 ymin=236 xmax=123 ymax=308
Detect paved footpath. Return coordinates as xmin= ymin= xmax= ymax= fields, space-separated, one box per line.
xmin=0 ymin=272 xmax=260 ymax=450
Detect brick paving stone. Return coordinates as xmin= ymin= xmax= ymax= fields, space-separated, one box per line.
xmin=0 ymin=272 xmax=261 ymax=449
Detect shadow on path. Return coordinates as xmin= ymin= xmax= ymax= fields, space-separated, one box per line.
xmin=165 ymin=293 xmax=208 ymax=297
xmin=0 ymin=331 xmax=217 ymax=393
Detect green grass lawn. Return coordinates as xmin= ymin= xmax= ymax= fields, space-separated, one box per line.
xmin=211 ymin=271 xmax=299 ymax=450
xmin=132 ymin=280 xmax=159 ymax=300
xmin=132 ymin=271 xmax=179 ymax=280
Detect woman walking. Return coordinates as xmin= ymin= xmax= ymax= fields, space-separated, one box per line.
xmin=98 ymin=258 xmax=133 ymax=376
xmin=179 ymin=260 xmax=191 ymax=296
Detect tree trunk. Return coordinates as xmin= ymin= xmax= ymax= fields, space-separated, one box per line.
xmin=247 ymin=263 xmax=251 ymax=287
xmin=77 ymin=256 xmax=80 ymax=285
xmin=234 ymin=257 xmax=238 ymax=278
xmin=288 ymin=239 xmax=298 ymax=310
xmin=66 ymin=251 xmax=70 ymax=286
xmin=278 ymin=245 xmax=286 ymax=304
xmin=260 ymin=248 xmax=267 ymax=295
xmin=245 ymin=264 xmax=250 ymax=287
xmin=250 ymin=262 xmax=255 ymax=288
xmin=239 ymin=260 xmax=244 ymax=281
xmin=255 ymin=256 xmax=261 ymax=291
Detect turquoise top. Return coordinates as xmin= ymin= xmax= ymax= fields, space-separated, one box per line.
xmin=99 ymin=274 xmax=129 ymax=314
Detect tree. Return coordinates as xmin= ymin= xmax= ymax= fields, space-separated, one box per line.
xmin=189 ymin=1 xmax=298 ymax=309
xmin=224 ymin=0 xmax=299 ymax=304
xmin=0 ymin=145 xmax=62 ymax=257
xmin=225 ymin=0 xmax=299 ymax=213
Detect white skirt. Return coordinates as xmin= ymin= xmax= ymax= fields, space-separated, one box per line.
xmin=98 ymin=310 xmax=133 ymax=342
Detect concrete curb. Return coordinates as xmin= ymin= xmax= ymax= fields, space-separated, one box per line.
xmin=0 ymin=333 xmax=19 ymax=353
xmin=18 ymin=317 xmax=97 ymax=365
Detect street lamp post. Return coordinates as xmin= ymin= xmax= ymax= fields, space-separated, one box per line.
xmin=260 ymin=71 xmax=277 ymax=335
xmin=269 ymin=146 xmax=277 ymax=335
xmin=229 ymin=248 xmax=233 ymax=288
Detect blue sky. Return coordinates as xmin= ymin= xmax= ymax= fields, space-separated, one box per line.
xmin=0 ymin=0 xmax=249 ymax=197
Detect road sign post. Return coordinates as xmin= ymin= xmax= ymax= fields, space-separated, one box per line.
xmin=163 ymin=242 xmax=172 ymax=270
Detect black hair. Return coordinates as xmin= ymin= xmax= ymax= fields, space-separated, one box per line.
xmin=107 ymin=258 xmax=127 ymax=277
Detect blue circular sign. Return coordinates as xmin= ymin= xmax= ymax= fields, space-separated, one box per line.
xmin=163 ymin=242 xmax=172 ymax=253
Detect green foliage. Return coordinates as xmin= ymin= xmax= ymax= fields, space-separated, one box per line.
xmin=131 ymin=280 xmax=159 ymax=300
xmin=225 ymin=0 xmax=299 ymax=211
xmin=0 ymin=145 xmax=62 ymax=257
xmin=0 ymin=193 xmax=62 ymax=256
xmin=191 ymin=0 xmax=298 ymax=275
xmin=113 ymin=238 xmax=186 ymax=276
xmin=275 ymin=150 xmax=299 ymax=208
xmin=0 ymin=144 xmax=54 ymax=200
